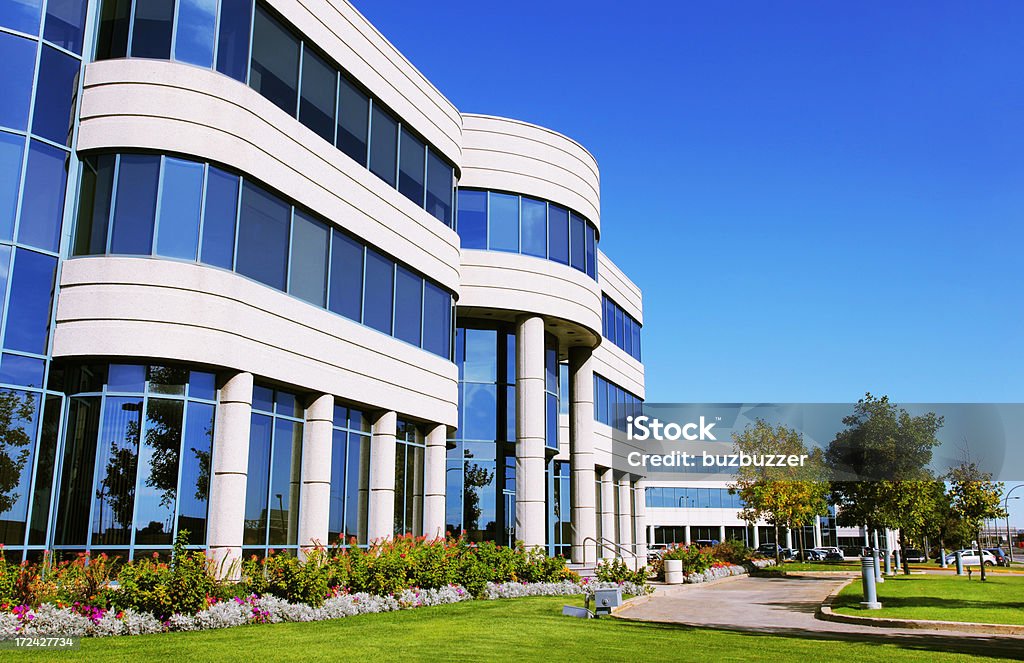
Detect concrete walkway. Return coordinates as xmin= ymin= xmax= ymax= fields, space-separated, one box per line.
xmin=615 ymin=575 xmax=1024 ymax=660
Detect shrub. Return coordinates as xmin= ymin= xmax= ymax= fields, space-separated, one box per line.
xmin=241 ymin=549 xmax=329 ymax=608
xmin=112 ymin=531 xmax=218 ymax=619
xmin=594 ymin=557 xmax=648 ymax=585
xmin=661 ymin=544 xmax=715 ymax=575
xmin=712 ymin=540 xmax=757 ymax=566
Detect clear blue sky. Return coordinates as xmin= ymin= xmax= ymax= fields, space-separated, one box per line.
xmin=358 ymin=1 xmax=1024 ymax=524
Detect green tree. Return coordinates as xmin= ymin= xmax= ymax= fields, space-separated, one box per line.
xmin=947 ymin=461 xmax=1007 ymax=582
xmin=728 ymin=420 xmax=829 ymax=563
xmin=826 ymin=394 xmax=943 ymax=571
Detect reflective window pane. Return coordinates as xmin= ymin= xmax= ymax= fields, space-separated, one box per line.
xmin=95 ymin=0 xmax=130 ymax=60
xmin=488 ymin=192 xmax=519 ymax=252
xmin=129 ymin=0 xmax=174 ymax=59
xmin=200 ymin=166 xmax=238 ymax=269
xmin=456 ymin=189 xmax=486 ymax=249
xmin=156 ymin=157 xmax=204 ymax=260
xmin=0 ymin=390 xmax=39 ymax=545
xmin=0 ymin=246 xmax=11 ymax=325
xmin=134 ymin=398 xmax=182 ymax=546
xmin=328 ymin=428 xmax=347 ymax=544
xmin=243 ymin=413 xmax=272 ymax=545
xmin=73 ymin=154 xmax=115 ymax=256
xmin=0 ymin=0 xmax=42 ymax=35
xmin=4 ymin=249 xmax=56 ymax=354
xmin=547 ymin=205 xmax=569 ymax=264
xmin=425 ymin=150 xmax=452 ymax=227
xmin=177 ymin=401 xmax=214 ymax=544
xmin=422 ymin=281 xmax=450 ymax=359
xmin=91 ymin=397 xmax=142 ymax=545
xmin=328 ymin=229 xmax=362 ymax=321
xmin=268 ymin=418 xmax=301 ymax=545
xmin=44 ymin=0 xmax=88 ymax=54
xmin=463 ymin=328 xmax=496 ymax=383
xmin=174 ymin=0 xmax=216 ymax=68
xmin=0 ymin=33 xmax=35 ymax=133
xmin=0 ymin=353 xmax=45 ymax=387
xmin=53 ymin=396 xmax=99 ymax=545
xmin=28 ymin=394 xmax=61 ymax=544
xmin=585 ymin=223 xmax=596 ymax=278
xmin=398 ymin=128 xmax=425 ymax=206
xmin=394 ymin=265 xmax=422 ymax=346
xmin=363 ymin=248 xmax=393 ymax=334
xmin=570 ymin=213 xmax=586 ymax=271
xmin=18 ymin=140 xmax=67 ymax=252
xmin=521 ymin=197 xmax=546 ymax=258
xmin=0 ymin=133 xmax=24 ymax=241
xmin=107 ymin=364 xmax=145 ymax=392
xmin=337 ymin=77 xmax=368 ymax=166
xmin=216 ymin=0 xmax=251 ymax=82
xmin=250 ymin=5 xmax=299 ymax=116
xmin=369 ymin=104 xmax=397 ymax=186
xmin=251 ymin=385 xmax=273 ymax=412
xmin=344 ymin=433 xmax=368 ymax=544
xmin=188 ymin=370 xmax=216 ymax=400
xmin=236 ymin=181 xmax=290 ymax=291
xmin=289 ymin=210 xmax=328 ymax=307
xmin=462 ymin=383 xmax=496 ymax=441
xmin=148 ymin=365 xmax=186 ymax=395
xmin=298 ymin=47 xmax=336 ymax=143
xmin=110 ymin=154 xmax=160 ymax=255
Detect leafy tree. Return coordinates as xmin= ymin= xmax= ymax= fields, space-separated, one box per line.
xmin=728 ymin=420 xmax=829 ymax=563
xmin=462 ymin=459 xmax=495 ymax=539
xmin=826 ymin=394 xmax=943 ymax=571
xmin=947 ymin=461 xmax=1007 ymax=582
xmin=0 ymin=390 xmax=37 ymax=516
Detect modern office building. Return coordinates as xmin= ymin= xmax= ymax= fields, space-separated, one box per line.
xmin=0 ymin=0 xmax=647 ymax=571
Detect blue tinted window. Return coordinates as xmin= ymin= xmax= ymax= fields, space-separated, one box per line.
xmin=488 ymin=192 xmax=519 ymax=252
xmin=243 ymin=413 xmax=272 ymax=545
xmin=95 ymin=0 xmax=130 ymax=60
xmin=0 ymin=353 xmax=44 ymax=387
xmin=4 ymin=248 xmax=57 ymax=354
xmin=0 ymin=33 xmax=36 ymax=132
xmin=200 ymin=166 xmax=238 ymax=269
xmin=107 ymin=364 xmax=145 ymax=391
xmin=328 ymin=230 xmax=362 ymax=321
xmin=0 ymin=238 xmax=10 ymax=321
xmin=135 ymin=398 xmax=182 ymax=545
xmin=268 ymin=418 xmax=301 ymax=545
xmin=425 ymin=150 xmax=452 ymax=227
xmin=188 ymin=370 xmax=216 ymax=400
xmin=236 ymin=181 xmax=290 ymax=291
xmin=33 ymin=45 xmax=79 ymax=146
xmin=328 ymin=428 xmax=347 ymax=541
xmin=363 ymin=248 xmax=393 ymax=334
xmin=456 ymin=189 xmax=486 ymax=249
xmin=521 ymin=197 xmax=546 ymax=258
xmin=250 ymin=5 xmax=299 ymax=116
xmin=298 ymin=47 xmax=336 ymax=143
xmin=463 ymin=328 xmax=496 ymax=383
xmin=18 ymin=140 xmax=67 ymax=252
xmin=548 ymin=205 xmax=569 ymax=264
xmin=633 ymin=320 xmax=641 ymax=360
xmin=337 ymin=77 xmax=368 ymax=165
xmin=177 ymin=401 xmax=214 ymax=544
xmin=73 ymin=154 xmax=115 ymax=255
xmin=394 ymin=265 xmax=422 ymax=346
xmin=585 ymin=223 xmax=596 ymax=278
xmin=422 ymin=281 xmax=450 ymax=359
xmin=369 ymin=104 xmax=397 ymax=186
xmin=251 ymin=385 xmax=273 ymax=412
xmin=570 ymin=213 xmax=585 ymax=271
xmin=216 ymin=0 xmax=251 ymax=82
xmin=156 ymin=157 xmax=203 ymax=260
xmin=0 ymin=133 xmax=24 ymax=241
xmin=398 ymin=128 xmax=425 ymax=206
xmin=275 ymin=391 xmax=296 ymax=417
xmin=130 ymin=0 xmax=174 ymax=59
xmin=174 ymin=0 xmax=216 ymax=67
xmin=44 ymin=0 xmax=88 ymax=54
xmin=289 ymin=210 xmax=328 ymax=306
xmin=1 ymin=0 xmax=42 ymax=35
xmin=110 ymin=154 xmax=160 ymax=254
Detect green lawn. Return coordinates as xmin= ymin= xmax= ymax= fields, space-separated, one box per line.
xmin=834 ymin=574 xmax=1024 ymax=625
xmin=20 ymin=596 xmax=1021 ymax=662
xmin=755 ymin=561 xmax=862 ymax=574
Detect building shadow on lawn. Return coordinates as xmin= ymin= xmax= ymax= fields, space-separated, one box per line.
xmin=615 ymin=619 xmax=1024 ymax=661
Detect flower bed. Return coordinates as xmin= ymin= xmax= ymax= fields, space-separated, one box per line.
xmin=683 ymin=559 xmax=775 ymax=584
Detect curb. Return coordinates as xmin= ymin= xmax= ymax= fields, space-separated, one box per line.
xmin=815 ymin=578 xmax=1024 ymax=636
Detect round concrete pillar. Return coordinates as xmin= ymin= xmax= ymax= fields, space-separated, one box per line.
xmin=617 ymin=477 xmax=634 ymax=555
xmin=569 ymin=346 xmax=597 ymax=563
xmin=207 ymin=371 xmax=253 ymax=578
xmin=298 ymin=394 xmax=334 ymax=554
xmin=422 ymin=423 xmax=447 ymax=540
xmin=632 ymin=479 xmax=648 ymax=563
xmin=600 ymin=468 xmax=616 ymax=558
xmin=367 ymin=410 xmax=397 ymax=542
xmin=515 ymin=315 xmax=547 ymax=549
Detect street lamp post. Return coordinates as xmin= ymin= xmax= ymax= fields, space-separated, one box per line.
xmin=1005 ymin=486 xmax=1022 ymax=563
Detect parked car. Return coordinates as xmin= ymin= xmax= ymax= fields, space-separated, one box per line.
xmin=903 ymin=549 xmax=928 ymax=563
xmin=985 ymin=547 xmax=1010 ymax=567
xmin=944 ymin=549 xmax=997 ymax=566
xmin=814 ymin=547 xmax=844 ymax=561
xmin=693 ymin=539 xmax=719 ymax=548
xmin=756 ymin=543 xmax=793 ymax=559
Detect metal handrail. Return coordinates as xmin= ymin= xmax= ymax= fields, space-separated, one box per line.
xmin=581 ymin=536 xmax=636 ymax=567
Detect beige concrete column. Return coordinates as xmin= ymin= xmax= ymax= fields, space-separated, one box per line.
xmin=569 ymin=346 xmax=597 ymax=563
xmin=422 ymin=423 xmax=447 ymax=540
xmin=298 ymin=394 xmax=333 ymax=555
xmin=617 ymin=477 xmax=634 ymax=555
xmin=367 ymin=410 xmax=397 ymax=542
xmin=515 ymin=315 xmax=547 ymax=549
xmin=752 ymin=525 xmax=760 ymax=548
xmin=599 ymin=468 xmax=616 ymax=559
xmin=632 ymin=480 xmax=647 ymax=563
xmin=814 ymin=515 xmax=823 ymax=548
xmin=207 ymin=371 xmax=253 ymax=578
xmin=684 ymin=524 xmax=691 ymax=544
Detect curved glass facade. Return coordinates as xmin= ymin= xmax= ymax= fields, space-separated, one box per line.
xmin=72 ymin=152 xmax=454 ymax=359
xmin=645 ymin=487 xmax=745 ymax=509
xmin=394 ymin=419 xmax=424 ymax=537
xmin=456 ymin=189 xmax=598 ymax=280
xmin=602 ymin=294 xmax=642 ymax=361
xmin=93 ymin=0 xmax=456 ymax=227
xmin=328 ymin=405 xmax=369 ymax=546
xmin=593 ymin=374 xmax=643 ymax=432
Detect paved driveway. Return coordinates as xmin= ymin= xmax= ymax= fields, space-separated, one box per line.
xmin=615 ymin=575 xmax=1024 ymax=660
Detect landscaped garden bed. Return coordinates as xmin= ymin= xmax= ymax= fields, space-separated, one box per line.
xmin=653 ymin=540 xmax=775 ymax=583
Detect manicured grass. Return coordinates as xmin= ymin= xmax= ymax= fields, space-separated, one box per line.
xmin=834 ymin=574 xmax=1024 ymax=625
xmin=755 ymin=561 xmax=862 ymax=574
xmin=24 ymin=596 xmax=1021 ymax=662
